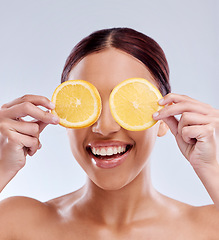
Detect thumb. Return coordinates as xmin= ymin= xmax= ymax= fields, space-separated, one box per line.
xmin=163 ymin=116 xmax=178 ymax=137
xmin=38 ymin=121 xmax=49 ymax=133
xmin=28 ymin=119 xmax=49 ymax=133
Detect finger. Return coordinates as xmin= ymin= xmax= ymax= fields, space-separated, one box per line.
xmin=178 ymin=112 xmax=214 ymax=137
xmin=28 ymin=111 xmax=51 ymax=133
xmin=0 ymin=118 xmax=40 ymax=138
xmin=162 ymin=116 xmax=179 ymax=137
xmin=154 ymin=101 xmax=210 ymax=120
xmin=181 ymin=124 xmax=215 ymax=144
xmin=158 ymin=93 xmax=207 ymax=106
xmin=37 ymin=121 xmax=49 ymax=133
xmin=2 ymin=102 xmax=59 ymax=124
xmin=181 ymin=126 xmax=197 ymax=144
xmin=6 ymin=131 xmax=40 ymax=156
xmin=1 ymin=95 xmax=55 ymax=110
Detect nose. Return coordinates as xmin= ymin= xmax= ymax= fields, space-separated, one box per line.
xmin=92 ymin=101 xmax=121 ymax=136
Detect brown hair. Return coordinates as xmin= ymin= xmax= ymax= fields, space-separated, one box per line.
xmin=61 ymin=27 xmax=171 ymax=96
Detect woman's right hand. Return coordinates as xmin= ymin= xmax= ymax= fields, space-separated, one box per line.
xmin=0 ymin=95 xmax=59 ymax=191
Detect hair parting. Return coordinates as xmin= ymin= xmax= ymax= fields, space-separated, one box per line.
xmin=61 ymin=27 xmax=171 ymax=96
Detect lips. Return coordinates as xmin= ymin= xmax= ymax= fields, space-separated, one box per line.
xmin=86 ymin=142 xmax=133 ymax=169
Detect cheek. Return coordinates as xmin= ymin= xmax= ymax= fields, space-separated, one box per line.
xmin=67 ymin=129 xmax=87 ymax=163
xmin=130 ymin=124 xmax=159 ymax=161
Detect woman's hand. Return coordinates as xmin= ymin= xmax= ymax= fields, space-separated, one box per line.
xmin=153 ymin=93 xmax=219 ymax=170
xmin=0 ymin=95 xmax=59 ymax=191
xmin=153 ymin=93 xmax=219 ymax=206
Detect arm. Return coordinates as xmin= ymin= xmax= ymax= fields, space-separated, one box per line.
xmin=194 ymin=162 xmax=219 ymax=208
xmin=153 ymin=93 xmax=219 ymax=208
xmin=0 ymin=95 xmax=59 ymax=192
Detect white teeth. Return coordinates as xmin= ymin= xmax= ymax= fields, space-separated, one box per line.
xmin=91 ymin=146 xmax=127 ymax=156
xmin=106 ymin=147 xmax=114 ymax=156
xmin=117 ymin=146 xmax=121 ymax=154
xmin=92 ymin=148 xmax=96 ymax=155
xmin=96 ymin=148 xmax=100 ymax=155
xmin=100 ymin=148 xmax=107 ymax=156
xmin=114 ymin=147 xmax=119 ymax=154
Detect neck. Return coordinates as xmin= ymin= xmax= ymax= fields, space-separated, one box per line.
xmin=77 ymin=162 xmax=161 ymax=226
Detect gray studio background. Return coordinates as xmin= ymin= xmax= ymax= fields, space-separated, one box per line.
xmin=0 ymin=0 xmax=218 ymax=205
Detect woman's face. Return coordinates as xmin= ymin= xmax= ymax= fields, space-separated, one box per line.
xmin=67 ymin=48 xmax=167 ymax=190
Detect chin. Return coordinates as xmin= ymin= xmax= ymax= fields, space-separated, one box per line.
xmin=86 ymin=165 xmax=141 ymax=192
xmin=90 ymin=177 xmax=131 ymax=191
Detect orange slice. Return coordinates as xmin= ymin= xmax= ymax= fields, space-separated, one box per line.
xmin=109 ymin=78 xmax=163 ymax=131
xmin=51 ymin=80 xmax=102 ymax=128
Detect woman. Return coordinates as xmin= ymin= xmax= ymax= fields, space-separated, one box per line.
xmin=0 ymin=28 xmax=219 ymax=239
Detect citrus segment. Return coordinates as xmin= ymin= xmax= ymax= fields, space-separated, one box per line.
xmin=51 ymin=80 xmax=102 ymax=128
xmin=109 ymin=78 xmax=163 ymax=131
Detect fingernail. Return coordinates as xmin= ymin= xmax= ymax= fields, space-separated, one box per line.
xmin=50 ymin=102 xmax=56 ymax=109
xmin=153 ymin=112 xmax=159 ymax=119
xmin=38 ymin=143 xmax=42 ymax=149
xmin=158 ymin=98 xmax=164 ymax=105
xmin=52 ymin=115 xmax=60 ymax=124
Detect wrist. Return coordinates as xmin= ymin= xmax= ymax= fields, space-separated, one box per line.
xmin=193 ymin=161 xmax=219 ymax=207
xmin=193 ymin=161 xmax=219 ymax=180
xmin=0 ymin=164 xmax=17 ymax=192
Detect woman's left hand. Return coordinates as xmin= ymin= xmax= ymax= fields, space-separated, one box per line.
xmin=153 ymin=93 xmax=219 ymax=172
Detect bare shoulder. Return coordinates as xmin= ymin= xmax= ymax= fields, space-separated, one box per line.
xmin=164 ymin=194 xmax=219 ymax=224
xmin=180 ymin=202 xmax=219 ymax=237
xmin=189 ymin=204 xmax=219 ymax=225
xmin=160 ymin=194 xmax=219 ymax=238
xmin=0 ymin=195 xmax=56 ymax=239
xmin=0 ymin=188 xmax=84 ymax=239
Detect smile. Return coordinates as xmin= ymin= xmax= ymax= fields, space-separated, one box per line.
xmin=91 ymin=145 xmax=127 ymax=157
xmin=86 ymin=143 xmax=133 ymax=169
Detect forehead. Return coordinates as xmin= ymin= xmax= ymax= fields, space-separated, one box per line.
xmin=68 ymin=48 xmax=156 ymax=91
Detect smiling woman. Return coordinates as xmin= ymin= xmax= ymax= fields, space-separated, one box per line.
xmin=0 ymin=27 xmax=219 ymax=239
xmin=65 ymin=42 xmax=170 ymax=192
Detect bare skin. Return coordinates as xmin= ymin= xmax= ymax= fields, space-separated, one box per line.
xmin=0 ymin=48 xmax=219 ymax=239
